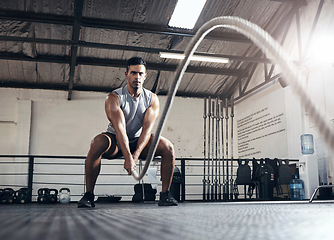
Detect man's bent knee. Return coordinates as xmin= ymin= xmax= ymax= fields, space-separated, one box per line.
xmin=89 ymin=134 xmax=112 ymax=156
xmin=166 ymin=141 xmax=175 ymax=156
xmin=159 ymin=138 xmax=175 ymax=158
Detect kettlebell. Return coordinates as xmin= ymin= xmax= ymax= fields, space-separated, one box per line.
xmin=59 ymin=188 xmax=70 ymax=204
xmin=38 ymin=188 xmax=51 ymax=203
xmin=16 ymin=188 xmax=30 ymax=204
xmin=0 ymin=189 xmax=5 ymax=203
xmin=49 ymin=189 xmax=58 ymax=203
xmin=3 ymin=188 xmax=15 ymax=204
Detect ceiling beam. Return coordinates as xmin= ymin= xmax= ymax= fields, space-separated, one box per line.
xmin=0 ymin=10 xmax=74 ymax=25
xmin=0 ymin=10 xmax=251 ymax=43
xmin=0 ymin=35 xmax=271 ymax=64
xmin=67 ymin=0 xmax=84 ymax=101
xmin=156 ymin=90 xmax=221 ymax=99
xmin=0 ymin=80 xmax=219 ymax=99
xmin=0 ymin=53 xmax=243 ymax=76
xmin=234 ymin=74 xmax=280 ymax=103
xmin=0 ymin=36 xmax=72 ymax=45
xmin=79 ymin=58 xmax=243 ymax=76
xmin=241 ymin=63 xmax=258 ymax=96
xmin=0 ymin=81 xmax=70 ymax=91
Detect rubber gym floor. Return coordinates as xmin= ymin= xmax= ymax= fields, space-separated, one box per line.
xmin=1 ymin=200 xmax=333 ymax=240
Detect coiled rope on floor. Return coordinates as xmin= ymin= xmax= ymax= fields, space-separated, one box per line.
xmin=131 ymin=16 xmax=334 ymax=181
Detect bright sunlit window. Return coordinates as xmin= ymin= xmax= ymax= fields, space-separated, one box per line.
xmin=168 ymin=0 xmax=207 ymax=29
xmin=309 ymin=35 xmax=334 ymax=65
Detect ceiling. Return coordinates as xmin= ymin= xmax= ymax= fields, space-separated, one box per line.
xmin=0 ymin=0 xmax=307 ymax=100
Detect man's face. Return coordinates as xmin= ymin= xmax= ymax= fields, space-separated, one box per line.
xmin=125 ymin=65 xmax=147 ymax=90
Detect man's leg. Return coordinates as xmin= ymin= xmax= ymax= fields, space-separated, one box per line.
xmin=78 ymin=133 xmax=117 ymax=208
xmin=157 ymin=137 xmax=175 ymax=193
xmin=141 ymin=135 xmax=178 ymax=206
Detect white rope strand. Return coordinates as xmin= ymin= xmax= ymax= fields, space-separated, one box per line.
xmin=131 ymin=16 xmax=334 ymax=181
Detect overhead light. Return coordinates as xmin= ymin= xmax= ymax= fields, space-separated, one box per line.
xmin=168 ymin=0 xmax=207 ymax=29
xmin=159 ymin=52 xmax=230 ymax=63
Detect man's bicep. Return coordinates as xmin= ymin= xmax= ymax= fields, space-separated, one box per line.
xmin=105 ymin=93 xmax=125 ymax=130
xmin=151 ymin=94 xmax=159 ymax=114
xmin=143 ymin=95 xmax=159 ymax=128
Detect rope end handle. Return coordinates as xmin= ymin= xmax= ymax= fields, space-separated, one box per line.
xmin=131 ymin=170 xmax=140 ymax=180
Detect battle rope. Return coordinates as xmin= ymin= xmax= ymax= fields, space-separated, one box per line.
xmin=131 ymin=16 xmax=334 ymax=181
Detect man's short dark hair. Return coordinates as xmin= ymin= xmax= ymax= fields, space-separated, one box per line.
xmin=127 ymin=57 xmax=146 ymax=72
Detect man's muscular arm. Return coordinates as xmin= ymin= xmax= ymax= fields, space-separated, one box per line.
xmin=105 ymin=93 xmax=135 ymax=174
xmin=132 ymin=94 xmax=159 ymax=162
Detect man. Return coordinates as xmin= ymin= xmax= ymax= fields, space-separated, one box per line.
xmin=78 ymin=57 xmax=178 ymax=208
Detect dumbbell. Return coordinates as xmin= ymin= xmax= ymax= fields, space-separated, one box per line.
xmin=16 ymin=188 xmax=30 ymax=204
xmin=49 ymin=189 xmax=58 ymax=203
xmin=37 ymin=188 xmax=51 ymax=203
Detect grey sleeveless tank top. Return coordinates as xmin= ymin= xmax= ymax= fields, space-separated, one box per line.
xmin=107 ymin=85 xmax=153 ymax=141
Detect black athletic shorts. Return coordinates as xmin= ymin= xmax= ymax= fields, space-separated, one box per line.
xmin=101 ymin=132 xmax=139 ymax=159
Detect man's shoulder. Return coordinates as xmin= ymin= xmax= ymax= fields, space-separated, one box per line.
xmin=112 ymin=85 xmax=125 ymax=96
xmin=106 ymin=92 xmax=120 ymax=105
xmin=142 ymin=87 xmax=153 ymax=96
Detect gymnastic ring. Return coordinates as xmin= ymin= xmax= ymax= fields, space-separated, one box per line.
xmin=131 ymin=16 xmax=334 ymax=181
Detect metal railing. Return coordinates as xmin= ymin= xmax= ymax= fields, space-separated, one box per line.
xmin=0 ymin=155 xmax=191 ymax=202
xmin=0 ymin=155 xmax=299 ymax=202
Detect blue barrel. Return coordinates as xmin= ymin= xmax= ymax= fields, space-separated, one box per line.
xmin=290 ymin=174 xmax=305 ymax=200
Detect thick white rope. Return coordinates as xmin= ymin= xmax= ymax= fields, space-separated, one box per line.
xmin=132 ymin=16 xmax=334 ymax=181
